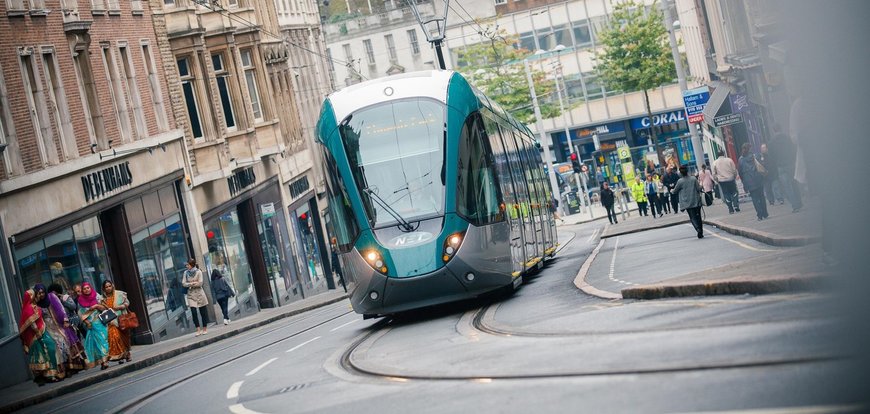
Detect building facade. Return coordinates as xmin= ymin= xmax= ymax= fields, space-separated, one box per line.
xmin=0 ymin=0 xmax=185 ymax=386
xmin=157 ymin=0 xmax=335 ymax=329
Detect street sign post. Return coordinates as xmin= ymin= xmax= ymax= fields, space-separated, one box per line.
xmin=713 ymin=113 xmax=744 ymax=127
xmin=682 ymin=86 xmax=710 ymax=124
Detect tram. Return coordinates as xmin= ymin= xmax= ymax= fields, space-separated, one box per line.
xmin=316 ymin=70 xmax=558 ymax=318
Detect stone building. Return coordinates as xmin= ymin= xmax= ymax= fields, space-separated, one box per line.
xmin=0 ymin=0 xmax=185 ymax=386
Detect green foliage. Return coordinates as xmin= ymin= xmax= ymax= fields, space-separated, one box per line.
xmin=456 ymin=31 xmax=562 ymax=125
xmin=595 ymin=0 xmax=675 ymax=95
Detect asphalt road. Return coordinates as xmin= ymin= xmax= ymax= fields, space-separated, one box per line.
xmin=21 ymin=223 xmax=856 ymax=414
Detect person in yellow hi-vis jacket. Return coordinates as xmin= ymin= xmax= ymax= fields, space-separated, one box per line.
xmin=629 ymin=176 xmax=649 ymax=216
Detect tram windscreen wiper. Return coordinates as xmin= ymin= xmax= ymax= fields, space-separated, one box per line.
xmin=363 ymin=187 xmax=416 ymax=232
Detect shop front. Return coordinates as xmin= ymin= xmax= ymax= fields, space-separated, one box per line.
xmin=285 ymin=174 xmax=331 ymax=298
xmin=2 ymin=135 xmax=197 ymax=345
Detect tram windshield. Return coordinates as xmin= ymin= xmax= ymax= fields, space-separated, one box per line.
xmin=339 ymin=99 xmax=446 ymax=229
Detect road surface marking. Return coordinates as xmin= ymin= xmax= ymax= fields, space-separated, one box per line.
xmin=587 ymin=228 xmax=600 ymax=245
xmin=573 ymin=239 xmax=622 ymax=300
xmin=330 ymin=319 xmax=359 ymax=332
xmin=286 ymin=336 xmax=321 ymax=353
xmin=606 ymin=237 xmax=637 ymax=286
xmin=245 ymin=357 xmax=278 ymax=377
xmin=226 ymin=381 xmax=244 ymax=399
xmin=229 ymin=403 xmax=269 ymax=414
xmin=708 ymin=230 xmax=777 ymax=252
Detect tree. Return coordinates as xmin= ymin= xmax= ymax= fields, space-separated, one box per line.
xmin=457 ymin=29 xmax=561 ymax=125
xmin=596 ymin=0 xmax=676 ymax=159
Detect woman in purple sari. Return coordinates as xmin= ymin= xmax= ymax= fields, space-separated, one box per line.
xmin=47 ymin=283 xmax=87 ymax=373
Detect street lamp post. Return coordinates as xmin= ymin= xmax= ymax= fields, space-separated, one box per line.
xmin=660 ymin=0 xmax=705 ymax=171
xmin=551 ymin=63 xmax=593 ymax=220
xmin=523 ymin=59 xmax=564 ymax=217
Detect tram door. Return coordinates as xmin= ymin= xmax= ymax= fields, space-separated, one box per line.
xmin=484 ymin=116 xmax=525 ymax=275
xmin=502 ymin=128 xmax=536 ymax=266
xmin=515 ymin=137 xmax=544 ymax=260
xmin=521 ymin=141 xmax=549 ymax=257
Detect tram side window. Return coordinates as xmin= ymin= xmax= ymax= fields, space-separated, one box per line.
xmin=320 ymin=147 xmax=361 ymax=252
xmin=457 ymin=113 xmax=502 ymax=225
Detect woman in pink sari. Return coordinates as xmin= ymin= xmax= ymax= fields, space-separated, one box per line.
xmin=19 ymin=287 xmax=62 ymax=384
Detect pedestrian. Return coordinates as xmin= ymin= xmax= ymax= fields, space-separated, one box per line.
xmin=19 ymin=286 xmax=64 ymax=384
xmin=737 ymin=143 xmax=770 ymax=221
xmin=645 ymin=159 xmax=657 ymax=178
xmin=183 ymin=258 xmax=210 ymax=336
xmin=657 ymin=173 xmax=671 ymax=214
xmin=101 ymin=280 xmax=132 ymax=364
xmin=645 ymin=175 xmax=661 ymax=218
xmin=698 ymin=164 xmax=715 ymax=207
xmin=52 ymin=283 xmax=83 ymax=340
xmin=46 ymin=284 xmax=87 ymax=374
xmin=77 ymin=282 xmax=109 ymax=370
xmin=210 ymin=264 xmax=234 ymax=325
xmin=712 ymin=150 xmax=741 ymax=214
xmin=550 ymin=195 xmax=565 ymax=223
xmin=662 ymin=166 xmax=681 ymax=214
xmin=629 ymin=176 xmax=649 ymax=216
xmin=600 ymin=182 xmax=618 ymax=224
xmin=759 ymin=144 xmax=784 ymax=206
xmin=672 ymin=165 xmax=705 ymax=239
xmin=768 ymin=125 xmax=803 ymax=213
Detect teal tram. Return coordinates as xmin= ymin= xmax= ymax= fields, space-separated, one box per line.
xmin=316 ymin=70 xmax=558 ymax=318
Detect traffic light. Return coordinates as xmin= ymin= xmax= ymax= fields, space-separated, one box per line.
xmin=570 ymin=153 xmax=581 ymax=173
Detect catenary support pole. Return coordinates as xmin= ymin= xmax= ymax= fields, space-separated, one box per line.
xmin=661 ymin=0 xmax=705 ymax=171
xmin=524 ymin=59 xmax=564 ymax=216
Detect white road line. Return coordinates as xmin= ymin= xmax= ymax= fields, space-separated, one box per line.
xmin=607 ymin=236 xmax=621 ymax=283
xmin=586 ymin=228 xmax=600 ymax=245
xmin=708 ymin=230 xmax=777 ymax=252
xmin=245 ymin=357 xmax=278 ymax=377
xmin=229 ymin=403 xmax=269 ymax=414
xmin=226 ymin=381 xmax=244 ymax=399
xmin=286 ymin=336 xmax=321 ymax=353
xmin=330 ymin=319 xmax=359 ymax=332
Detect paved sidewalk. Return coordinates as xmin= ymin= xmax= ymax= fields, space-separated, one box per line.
xmin=575 ymin=194 xmax=827 ymax=300
xmin=0 ymin=290 xmax=350 ymax=413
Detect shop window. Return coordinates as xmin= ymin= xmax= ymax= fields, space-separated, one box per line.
xmin=205 ymin=210 xmax=255 ymax=314
xmin=292 ymin=204 xmax=324 ymax=286
xmin=132 ymin=213 xmax=189 ymax=329
xmin=457 ymin=113 xmax=502 ymax=226
xmin=0 ymin=258 xmax=15 ymax=341
xmin=256 ymin=201 xmax=299 ymax=302
xmin=15 ymin=218 xmax=112 ymax=291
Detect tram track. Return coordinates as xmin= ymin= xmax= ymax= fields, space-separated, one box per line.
xmin=37 ymin=305 xmax=352 ymax=414
xmin=333 ymin=297 xmax=842 ymax=384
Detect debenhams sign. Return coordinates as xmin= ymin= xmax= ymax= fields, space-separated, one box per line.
xmin=81 ymin=161 xmax=133 ymax=202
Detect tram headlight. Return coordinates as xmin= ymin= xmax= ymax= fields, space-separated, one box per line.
xmin=362 ymin=249 xmax=388 ymax=274
xmin=442 ymin=232 xmax=465 ymax=263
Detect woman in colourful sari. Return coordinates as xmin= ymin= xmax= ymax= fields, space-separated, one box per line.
xmin=19 ymin=287 xmax=62 ymax=384
xmin=101 ymin=280 xmax=132 ymax=363
xmin=46 ymin=283 xmax=87 ymax=373
xmin=77 ymin=282 xmax=109 ymax=370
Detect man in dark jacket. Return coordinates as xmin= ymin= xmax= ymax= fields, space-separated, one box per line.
xmin=600 ymin=182 xmax=617 ymax=224
xmin=759 ymin=144 xmax=783 ymax=206
xmin=672 ymin=165 xmax=704 ymax=238
xmin=661 ymin=166 xmax=681 ymax=214
xmin=768 ymin=127 xmax=803 ymax=212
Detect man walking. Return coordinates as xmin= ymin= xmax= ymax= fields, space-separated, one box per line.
xmin=661 ymin=166 xmax=681 ymax=214
xmin=759 ymin=144 xmax=784 ymax=206
xmin=672 ymin=165 xmax=704 ymax=239
xmin=768 ymin=126 xmax=803 ymax=213
xmin=712 ymin=151 xmax=741 ymax=214
xmin=600 ymin=182 xmax=617 ymax=224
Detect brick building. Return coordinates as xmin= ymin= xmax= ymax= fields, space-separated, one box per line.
xmin=0 ymin=0 xmax=187 ymax=387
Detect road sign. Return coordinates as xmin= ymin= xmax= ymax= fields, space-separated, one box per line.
xmin=713 ymin=113 xmax=744 ymax=127
xmin=617 ymin=146 xmax=631 ymax=161
xmin=682 ymin=86 xmax=710 ymax=124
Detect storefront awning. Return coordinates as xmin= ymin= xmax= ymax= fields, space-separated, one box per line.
xmin=702 ymin=83 xmax=731 ymax=127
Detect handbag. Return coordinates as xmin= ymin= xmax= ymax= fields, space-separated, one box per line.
xmin=754 ymin=157 xmax=768 ymax=176
xmin=119 ymin=311 xmax=139 ymax=330
xmin=98 ymin=308 xmax=118 ymax=325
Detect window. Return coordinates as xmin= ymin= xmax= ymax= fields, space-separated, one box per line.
xmin=240 ymin=49 xmax=263 ymax=122
xmin=339 ymin=99 xmax=445 ymax=229
xmin=6 ymin=0 xmax=26 ymax=14
xmin=384 ymin=34 xmax=397 ymax=62
xmin=177 ymin=57 xmax=204 ymax=140
xmin=118 ymin=45 xmax=147 ymax=139
xmin=91 ymin=0 xmax=105 ymax=12
xmin=163 ymin=0 xmax=173 ymax=6
xmin=517 ymin=31 xmax=536 ymax=52
xmin=407 ymin=29 xmax=420 ymax=55
xmin=494 ymin=0 xmax=506 ymax=4
xmin=227 ymin=0 xmax=238 ymax=7
xmin=132 ymin=0 xmax=143 ymax=13
xmin=72 ymin=47 xmax=107 ymax=147
xmin=319 ymin=148 xmax=360 ymax=252
xmin=572 ymin=20 xmax=592 ymax=47
xmin=106 ymin=0 xmax=119 ymax=13
xmin=457 ymin=113 xmax=502 ymax=226
xmin=30 ymin=0 xmax=45 ymax=10
xmin=342 ymin=43 xmax=352 ymax=64
xmin=101 ymin=44 xmax=133 ymax=142
xmin=326 ymin=48 xmax=335 ymax=73
xmin=212 ymin=53 xmax=236 ymax=130
xmin=362 ymin=39 xmax=375 ymax=66
xmin=19 ymin=49 xmax=58 ymax=166
xmin=40 ymin=49 xmax=77 ymax=160
xmin=0 ymin=253 xmax=15 ymax=341
xmin=583 ymin=72 xmax=604 ymax=99
xmin=141 ymin=43 xmax=168 ymax=131
xmin=0 ymin=62 xmax=22 ymax=176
